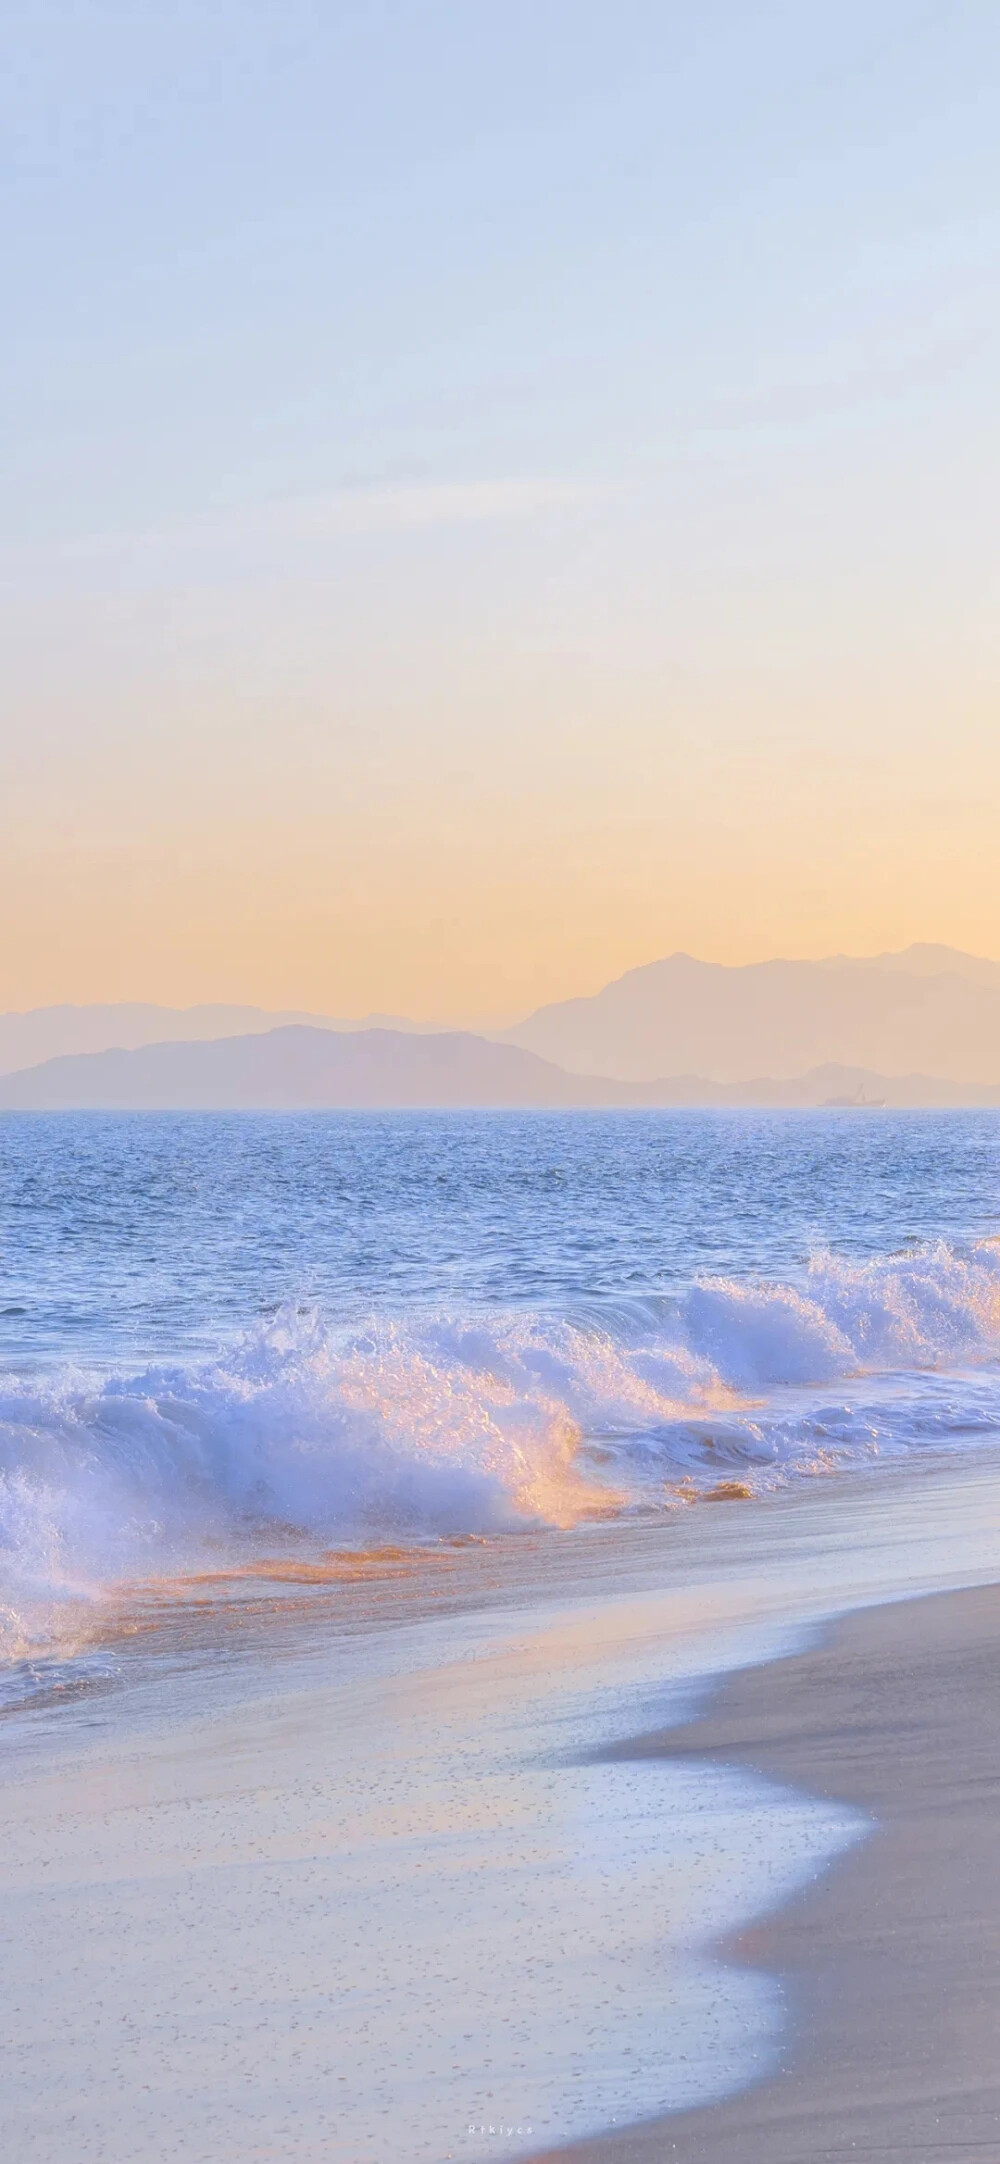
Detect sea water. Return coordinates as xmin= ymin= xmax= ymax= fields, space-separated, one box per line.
xmin=2 ymin=1108 xmax=1000 ymax=1660
xmin=2 ymin=1110 xmax=1000 ymax=2160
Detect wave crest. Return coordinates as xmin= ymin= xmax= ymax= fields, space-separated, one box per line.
xmin=3 ymin=1239 xmax=1000 ymax=1657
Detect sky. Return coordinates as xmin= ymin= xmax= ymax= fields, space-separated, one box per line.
xmin=3 ymin=0 xmax=1000 ymax=1022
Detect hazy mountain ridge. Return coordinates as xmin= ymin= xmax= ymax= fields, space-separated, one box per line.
xmin=855 ymin=944 xmax=1000 ymax=986
xmin=504 ymin=945 xmax=1000 ymax=1082
xmin=0 ymin=1029 xmax=998 ymax=1112
xmin=0 ymin=1028 xmax=625 ymax=1111
xmin=0 ymin=1003 xmax=429 ymax=1078
xmin=3 ymin=946 xmax=1000 ymax=1102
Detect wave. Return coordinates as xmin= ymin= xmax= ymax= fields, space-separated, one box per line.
xmin=3 ymin=1239 xmax=1000 ymax=1658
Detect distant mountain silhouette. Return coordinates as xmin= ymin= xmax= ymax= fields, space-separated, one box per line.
xmin=504 ymin=946 xmax=1000 ymax=1083
xmin=0 ymin=1028 xmax=630 ymax=1110
xmin=0 ymin=1003 xmax=423 ymax=1078
xmin=5 ymin=943 xmax=1000 ymax=1099
xmin=865 ymin=944 xmax=1000 ymax=987
xmin=0 ymin=1029 xmax=998 ymax=1111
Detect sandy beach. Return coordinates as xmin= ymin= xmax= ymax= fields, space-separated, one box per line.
xmin=542 ymin=1582 xmax=1000 ymax=2163
xmin=2 ymin=1451 xmax=1000 ymax=2161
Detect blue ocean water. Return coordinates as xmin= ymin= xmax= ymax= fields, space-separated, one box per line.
xmin=2 ymin=1108 xmax=1000 ymax=1658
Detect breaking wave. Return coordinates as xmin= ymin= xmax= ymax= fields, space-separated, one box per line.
xmin=3 ymin=1239 xmax=1000 ymax=1658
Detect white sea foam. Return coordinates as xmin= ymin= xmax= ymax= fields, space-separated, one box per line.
xmin=3 ymin=1239 xmax=1000 ymax=1657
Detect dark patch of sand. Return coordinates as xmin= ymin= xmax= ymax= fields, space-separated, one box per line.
xmin=533 ymin=1583 xmax=1000 ymax=2162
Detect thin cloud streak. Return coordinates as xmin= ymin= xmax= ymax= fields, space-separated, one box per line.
xmin=3 ymin=477 xmax=608 ymax=582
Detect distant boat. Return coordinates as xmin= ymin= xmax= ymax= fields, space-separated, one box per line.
xmin=823 ymin=1090 xmax=887 ymax=1108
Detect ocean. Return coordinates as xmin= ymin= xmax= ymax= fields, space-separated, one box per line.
xmin=4 ymin=1108 xmax=1000 ymax=2159
xmin=3 ymin=1107 xmax=1000 ymax=1671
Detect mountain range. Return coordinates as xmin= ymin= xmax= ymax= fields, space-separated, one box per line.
xmin=2 ymin=946 xmax=1000 ymax=1108
xmin=502 ymin=946 xmax=1000 ymax=1082
xmin=0 ymin=1002 xmax=423 ymax=1079
xmin=0 ymin=1028 xmax=621 ymax=1111
xmin=0 ymin=1029 xmax=998 ymax=1111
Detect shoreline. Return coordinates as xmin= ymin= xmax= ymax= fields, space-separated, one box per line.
xmin=536 ymin=1581 xmax=1000 ymax=2162
xmin=11 ymin=1438 xmax=1000 ymax=1731
xmin=6 ymin=1455 xmax=1000 ymax=2159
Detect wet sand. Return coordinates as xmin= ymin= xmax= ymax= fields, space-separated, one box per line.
xmin=537 ymin=1582 xmax=1000 ymax=2163
xmin=7 ymin=1457 xmax=1000 ymax=2163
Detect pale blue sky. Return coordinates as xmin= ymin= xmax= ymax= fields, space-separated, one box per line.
xmin=4 ymin=2 xmax=1000 ymax=1016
